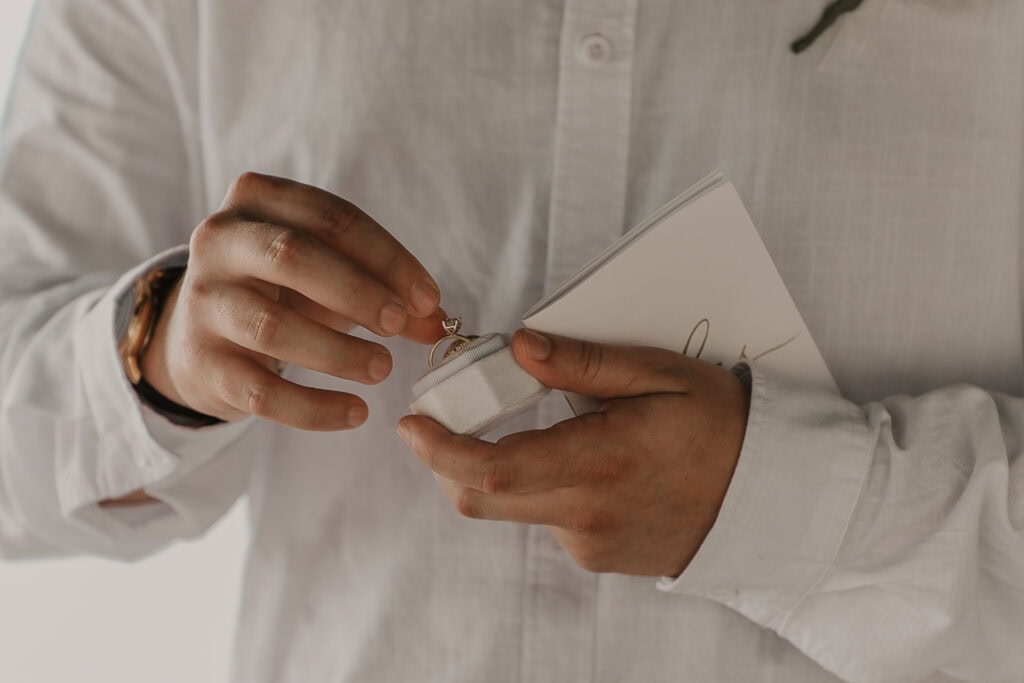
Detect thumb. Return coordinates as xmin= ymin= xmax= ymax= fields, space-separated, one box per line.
xmin=511 ymin=329 xmax=694 ymax=399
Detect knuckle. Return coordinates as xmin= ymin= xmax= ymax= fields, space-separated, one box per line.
xmin=478 ymin=462 xmax=513 ymax=495
xmin=342 ymin=274 xmax=370 ymax=303
xmin=300 ymin=400 xmax=334 ymax=431
xmin=263 ymin=229 xmax=304 ymax=271
xmin=321 ymin=198 xmax=360 ymax=235
xmin=577 ymin=342 xmax=605 ymax=385
xmin=186 ymin=273 xmax=213 ymax=299
xmin=246 ymin=306 xmax=283 ymax=348
xmin=178 ymin=277 xmax=208 ymax=314
xmin=229 ymin=171 xmax=270 ymax=199
xmin=452 ymin=487 xmax=485 ymax=520
xmin=617 ymin=367 xmax=647 ymax=397
xmin=177 ymin=280 xmax=217 ymax=330
xmin=190 ymin=212 xmax=230 ymax=254
xmin=243 ymin=379 xmax=276 ymax=417
xmin=567 ymin=510 xmax=609 ymax=536
xmin=379 ymin=250 xmax=401 ymax=277
xmin=572 ymin=542 xmax=612 ymax=573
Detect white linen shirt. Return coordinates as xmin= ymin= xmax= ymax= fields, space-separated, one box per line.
xmin=1 ymin=1 xmax=1023 ymax=681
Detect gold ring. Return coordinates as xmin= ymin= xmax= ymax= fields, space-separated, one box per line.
xmin=427 ymin=316 xmax=477 ymax=368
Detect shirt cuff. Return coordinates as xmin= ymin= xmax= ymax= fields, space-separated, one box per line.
xmin=657 ymin=365 xmax=875 ymax=631
xmin=64 ymin=246 xmax=253 ymax=535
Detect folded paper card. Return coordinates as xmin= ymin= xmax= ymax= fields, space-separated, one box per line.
xmin=523 ymin=171 xmax=836 ymax=414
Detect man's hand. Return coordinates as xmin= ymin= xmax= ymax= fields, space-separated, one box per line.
xmin=142 ymin=172 xmax=444 ymax=431
xmin=397 ymin=329 xmax=750 ymax=577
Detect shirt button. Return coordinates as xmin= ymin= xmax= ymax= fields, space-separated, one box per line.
xmin=578 ymin=33 xmax=612 ymax=64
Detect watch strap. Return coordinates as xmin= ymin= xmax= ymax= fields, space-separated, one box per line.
xmin=134 ymin=376 xmax=224 ymax=428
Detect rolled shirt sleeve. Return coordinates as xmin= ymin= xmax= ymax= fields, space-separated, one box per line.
xmin=0 ymin=0 xmax=254 ymax=559
xmin=662 ymin=365 xmax=1024 ymax=683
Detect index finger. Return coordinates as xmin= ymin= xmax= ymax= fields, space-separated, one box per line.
xmin=221 ymin=172 xmax=441 ymax=317
xmin=397 ymin=411 xmax=615 ymax=495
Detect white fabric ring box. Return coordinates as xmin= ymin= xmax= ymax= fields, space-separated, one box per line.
xmin=410 ymin=333 xmax=550 ymax=437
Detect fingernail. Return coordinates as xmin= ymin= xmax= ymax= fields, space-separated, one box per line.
xmin=367 ymin=351 xmax=392 ymax=382
xmin=522 ymin=329 xmax=551 ymax=361
xmin=379 ymin=301 xmax=407 ymax=335
xmin=396 ymin=420 xmax=412 ymax=444
xmin=410 ymin=280 xmax=440 ymax=316
xmin=348 ymin=404 xmax=369 ymax=427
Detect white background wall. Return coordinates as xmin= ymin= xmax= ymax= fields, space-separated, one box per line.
xmin=0 ymin=4 xmax=248 ymax=682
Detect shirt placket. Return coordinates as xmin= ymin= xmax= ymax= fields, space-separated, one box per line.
xmin=524 ymin=2 xmax=638 ymax=682
xmin=542 ymin=0 xmax=638 ymax=293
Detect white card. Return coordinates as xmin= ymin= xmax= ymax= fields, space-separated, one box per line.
xmin=523 ymin=172 xmax=836 ymax=413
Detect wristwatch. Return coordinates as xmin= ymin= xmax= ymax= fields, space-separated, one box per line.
xmin=117 ymin=266 xmax=184 ymax=385
xmin=116 ymin=264 xmax=223 ymax=427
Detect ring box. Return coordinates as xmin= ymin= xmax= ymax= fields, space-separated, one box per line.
xmin=410 ymin=333 xmax=550 ymax=436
